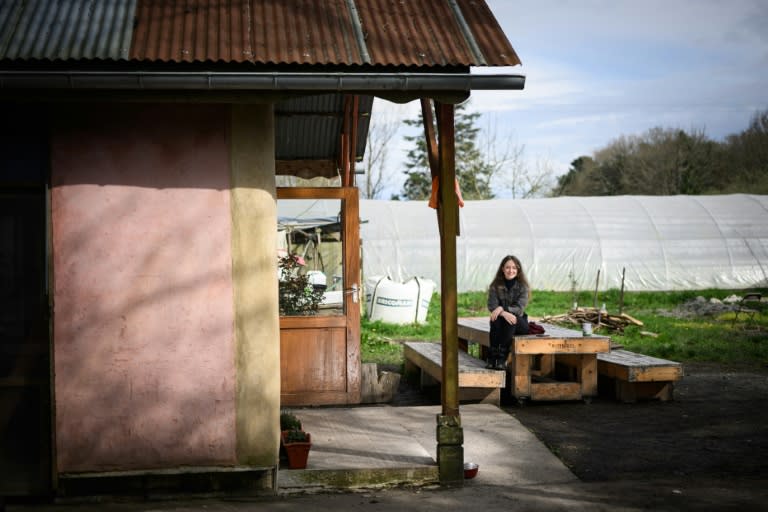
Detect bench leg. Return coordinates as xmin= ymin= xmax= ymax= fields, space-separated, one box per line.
xmin=616 ymin=381 xmax=674 ymax=402
xmin=580 ymin=355 xmax=598 ymax=397
xmin=540 ymin=354 xmax=555 ymax=376
xmin=458 ymin=387 xmax=500 ymax=407
xmin=512 ymin=354 xmax=531 ymax=399
xmin=405 ymin=359 xmax=437 ymax=388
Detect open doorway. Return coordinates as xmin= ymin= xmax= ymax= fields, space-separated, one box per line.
xmin=0 ymin=106 xmax=52 ymax=497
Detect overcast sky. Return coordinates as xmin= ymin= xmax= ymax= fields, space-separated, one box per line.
xmin=373 ymin=0 xmax=768 ymax=198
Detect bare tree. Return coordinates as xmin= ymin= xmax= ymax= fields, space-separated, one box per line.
xmin=483 ymin=116 xmax=553 ymax=198
xmin=360 ymin=108 xmax=401 ymax=199
xmin=521 ymin=156 xmax=556 ymax=198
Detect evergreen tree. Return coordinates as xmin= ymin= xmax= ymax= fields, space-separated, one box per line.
xmin=396 ymin=102 xmax=496 ymax=200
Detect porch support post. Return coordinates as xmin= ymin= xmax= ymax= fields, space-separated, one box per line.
xmin=434 ymin=100 xmax=463 ymax=486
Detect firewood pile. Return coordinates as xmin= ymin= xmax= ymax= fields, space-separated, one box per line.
xmin=540 ymin=307 xmax=644 ymax=333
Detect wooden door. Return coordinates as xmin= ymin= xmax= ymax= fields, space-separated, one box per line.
xmin=277 ymin=187 xmax=361 ymax=406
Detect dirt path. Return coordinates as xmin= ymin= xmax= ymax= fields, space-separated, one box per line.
xmin=505 ymin=362 xmax=768 ymax=482
xmin=498 ymin=361 xmax=768 ymax=510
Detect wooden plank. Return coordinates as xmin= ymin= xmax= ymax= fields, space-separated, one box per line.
xmin=597 ymin=350 xmax=683 ymax=383
xmin=457 ymin=317 xmax=612 ymax=352
xmin=404 ymin=343 xmax=443 ymax=383
xmin=457 ymin=317 xmax=490 ymax=346
xmin=403 ymin=342 xmax=505 ymax=389
xmin=515 ymin=337 xmax=610 ymax=355
xmin=530 ymin=382 xmax=582 ymax=401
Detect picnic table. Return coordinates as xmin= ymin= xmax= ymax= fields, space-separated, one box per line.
xmin=458 ymin=317 xmax=683 ymax=403
xmin=457 ymin=317 xmax=611 ymax=404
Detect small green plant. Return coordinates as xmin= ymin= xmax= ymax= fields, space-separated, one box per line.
xmin=278 ymin=253 xmax=325 ymax=316
xmin=284 ymin=429 xmax=310 ymax=443
xmin=280 ymin=410 xmax=302 ymax=432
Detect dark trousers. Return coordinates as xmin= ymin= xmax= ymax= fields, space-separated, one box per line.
xmin=489 ymin=313 xmax=529 ymax=362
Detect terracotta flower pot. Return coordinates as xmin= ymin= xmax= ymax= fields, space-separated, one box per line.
xmin=281 ymin=431 xmax=312 ymax=469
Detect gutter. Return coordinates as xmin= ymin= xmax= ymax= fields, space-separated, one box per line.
xmin=0 ymin=71 xmax=525 ymax=92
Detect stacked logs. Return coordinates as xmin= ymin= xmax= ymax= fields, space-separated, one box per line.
xmin=540 ymin=307 xmax=643 ymax=333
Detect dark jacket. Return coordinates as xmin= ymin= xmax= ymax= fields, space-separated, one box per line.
xmin=487 ymin=279 xmax=529 ymax=317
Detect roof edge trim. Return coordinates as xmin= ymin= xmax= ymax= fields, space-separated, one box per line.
xmin=0 ymin=71 xmax=525 ymax=91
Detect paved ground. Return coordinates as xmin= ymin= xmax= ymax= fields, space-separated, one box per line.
xmin=6 ymin=361 xmax=768 ymax=511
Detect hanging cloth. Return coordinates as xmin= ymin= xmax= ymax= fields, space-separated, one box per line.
xmin=428 ymin=176 xmax=465 ymax=209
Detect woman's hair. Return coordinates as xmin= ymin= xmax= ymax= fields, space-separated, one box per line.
xmin=491 ymin=254 xmax=532 ymax=298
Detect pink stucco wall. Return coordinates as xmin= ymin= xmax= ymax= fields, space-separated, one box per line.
xmin=51 ymin=104 xmax=237 ymax=472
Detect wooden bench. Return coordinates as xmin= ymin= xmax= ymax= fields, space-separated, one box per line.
xmin=597 ymin=349 xmax=683 ymax=402
xmin=403 ymin=341 xmax=506 ymax=406
xmin=457 ymin=317 xmax=684 ymax=403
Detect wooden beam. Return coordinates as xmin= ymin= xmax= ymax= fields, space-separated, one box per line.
xmin=339 ymin=96 xmax=352 ymax=186
xmin=276 ymin=159 xmax=336 ymax=178
xmin=420 ymin=98 xmax=440 ymax=179
xmin=436 ymin=101 xmax=459 ymax=418
xmin=349 ymin=95 xmax=360 ymax=188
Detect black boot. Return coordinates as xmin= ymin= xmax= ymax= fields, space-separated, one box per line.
xmin=494 ymin=354 xmax=507 ymax=370
xmin=494 ymin=347 xmax=509 ymax=370
xmin=485 ymin=347 xmax=500 ymax=369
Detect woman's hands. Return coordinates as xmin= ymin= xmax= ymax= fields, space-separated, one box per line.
xmin=490 ymin=306 xmax=517 ymax=324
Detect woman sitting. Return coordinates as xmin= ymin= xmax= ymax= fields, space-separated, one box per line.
xmin=486 ymin=254 xmax=531 ymax=369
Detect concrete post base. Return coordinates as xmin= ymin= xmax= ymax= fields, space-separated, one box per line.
xmin=436 ymin=414 xmax=464 ymax=486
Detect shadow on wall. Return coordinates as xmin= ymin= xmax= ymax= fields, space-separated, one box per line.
xmin=49 ymin=124 xmax=272 ymax=471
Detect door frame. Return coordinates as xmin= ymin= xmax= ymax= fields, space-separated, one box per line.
xmin=277 ymin=186 xmax=361 ymax=405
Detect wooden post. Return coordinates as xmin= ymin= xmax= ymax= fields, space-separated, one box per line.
xmin=435 ymin=101 xmax=463 ymax=486
xmin=619 ymin=267 xmax=626 ymax=315
xmin=349 ymin=95 xmax=359 ymax=187
xmin=420 ymin=98 xmax=440 ymax=180
xmin=592 ymin=269 xmax=600 ymax=309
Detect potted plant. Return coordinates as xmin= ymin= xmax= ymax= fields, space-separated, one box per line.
xmin=280 ymin=410 xmax=312 ymax=469
xmin=278 ymin=253 xmax=325 ymax=316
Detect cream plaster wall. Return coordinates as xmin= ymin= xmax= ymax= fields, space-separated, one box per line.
xmin=229 ymin=105 xmax=280 ymax=466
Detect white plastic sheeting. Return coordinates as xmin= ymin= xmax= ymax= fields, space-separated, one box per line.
xmin=359 ymin=195 xmax=768 ymax=292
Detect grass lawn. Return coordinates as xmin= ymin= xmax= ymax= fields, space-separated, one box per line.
xmin=362 ymin=288 xmax=768 ymax=369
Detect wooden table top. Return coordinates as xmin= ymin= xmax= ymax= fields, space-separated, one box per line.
xmin=457 ymin=316 xmax=611 ymax=354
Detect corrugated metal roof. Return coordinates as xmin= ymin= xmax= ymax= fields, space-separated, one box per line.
xmin=130 ymin=0 xmax=365 ymax=65
xmin=0 ymin=0 xmax=136 ymax=60
xmin=275 ymin=94 xmax=373 ymax=160
xmin=1 ymin=0 xmax=519 ymax=68
xmin=456 ymin=0 xmax=520 ymax=65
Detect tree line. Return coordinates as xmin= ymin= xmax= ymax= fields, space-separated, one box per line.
xmin=552 ymin=109 xmax=768 ymax=196
xmin=362 ymin=103 xmax=767 ymax=200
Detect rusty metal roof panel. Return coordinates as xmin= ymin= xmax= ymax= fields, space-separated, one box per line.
xmin=0 ymin=0 xmax=136 ymax=60
xmin=1 ymin=0 xmax=518 ymax=68
xmin=128 ymin=0 xmax=517 ymax=67
xmin=130 ymin=0 xmax=365 ymax=65
xmin=355 ymin=0 xmax=472 ymax=67
xmin=456 ymin=0 xmax=521 ymax=66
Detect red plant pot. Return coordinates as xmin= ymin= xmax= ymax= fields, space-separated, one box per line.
xmin=281 ymin=432 xmax=312 ymax=469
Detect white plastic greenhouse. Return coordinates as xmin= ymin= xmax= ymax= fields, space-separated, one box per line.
xmin=358 ymin=194 xmax=768 ymax=292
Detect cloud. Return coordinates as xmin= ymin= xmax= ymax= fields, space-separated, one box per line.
xmin=368 ymin=0 xmax=768 ymax=196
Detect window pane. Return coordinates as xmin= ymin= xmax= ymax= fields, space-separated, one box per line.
xmin=277 ymin=198 xmax=344 ymax=316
